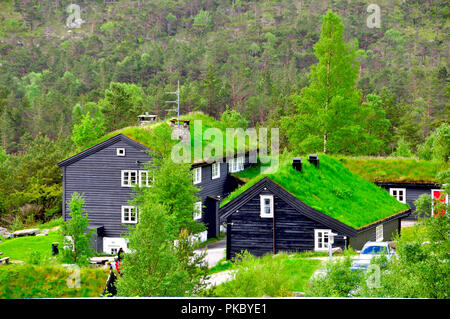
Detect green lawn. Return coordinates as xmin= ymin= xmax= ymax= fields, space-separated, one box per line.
xmin=0 ymin=230 xmax=62 ymax=263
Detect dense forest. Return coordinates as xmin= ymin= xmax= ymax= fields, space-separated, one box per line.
xmin=0 ymin=0 xmax=448 ymax=227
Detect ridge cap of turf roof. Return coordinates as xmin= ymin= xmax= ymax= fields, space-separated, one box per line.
xmin=62 ymin=112 xmax=258 ymax=162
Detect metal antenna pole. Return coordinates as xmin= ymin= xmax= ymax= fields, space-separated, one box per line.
xmin=165 ymin=80 xmax=180 ymax=127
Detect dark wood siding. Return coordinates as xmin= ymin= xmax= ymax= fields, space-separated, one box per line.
xmin=196 ymin=154 xmax=252 ymax=226
xmin=227 ymin=189 xmax=346 ymax=259
xmin=64 ymin=140 xmax=152 ymax=238
xmin=349 ymin=218 xmax=400 ymax=250
xmin=377 ymin=183 xmax=437 ymax=220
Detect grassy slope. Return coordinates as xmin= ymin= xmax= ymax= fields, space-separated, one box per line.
xmin=0 ymin=264 xmax=109 ymax=298
xmin=0 ymin=230 xmax=61 ymax=263
xmin=221 ymin=154 xmax=409 ymax=229
xmin=335 ymin=156 xmax=446 ymax=183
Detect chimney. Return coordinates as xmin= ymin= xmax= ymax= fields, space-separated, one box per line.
xmin=138 ymin=112 xmax=157 ymax=126
xmin=170 ymin=119 xmax=190 ymax=143
xmin=308 ymin=154 xmax=319 ymax=168
xmin=292 ymin=157 xmax=302 ymax=172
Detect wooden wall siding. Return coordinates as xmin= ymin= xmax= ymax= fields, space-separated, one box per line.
xmin=350 ymin=218 xmax=399 ymax=250
xmin=196 ymin=154 xmax=252 ymax=225
xmin=227 ymin=190 xmax=346 ymax=259
xmin=377 ymin=183 xmax=438 ymax=220
xmin=63 ymin=135 xmax=253 ymax=240
xmin=64 ymin=140 xmax=153 ymax=238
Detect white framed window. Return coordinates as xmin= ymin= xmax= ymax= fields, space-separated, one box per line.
xmin=376 ymin=224 xmax=383 ymax=242
xmin=193 ymin=167 xmax=202 ymax=184
xmin=121 ymin=206 xmax=138 ymax=224
xmin=389 ymin=188 xmax=406 ymax=204
xmin=238 ymin=156 xmax=244 ymax=171
xmin=431 ymin=189 xmax=448 ymax=215
xmin=211 ymin=162 xmax=220 ymax=179
xmin=228 ymin=156 xmax=245 ymax=173
xmin=314 ymin=229 xmax=331 ymax=251
xmin=116 ymin=148 xmax=126 ymax=156
xmin=260 ymin=195 xmax=274 ymax=218
xmin=139 ymin=170 xmax=153 ymax=187
xmin=194 ymin=201 xmax=202 ymax=220
xmin=121 ymin=170 xmax=137 ymax=187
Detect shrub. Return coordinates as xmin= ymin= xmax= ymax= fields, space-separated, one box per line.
xmin=305 ymin=255 xmax=363 ymax=297
xmin=212 ymin=251 xmax=320 ymax=297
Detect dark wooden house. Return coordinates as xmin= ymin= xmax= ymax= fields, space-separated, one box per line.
xmin=58 ymin=114 xmax=255 ymax=254
xmin=336 ymin=157 xmax=445 ymax=220
xmin=219 ymin=156 xmax=411 ymax=260
xmin=376 ymin=182 xmax=445 ymax=219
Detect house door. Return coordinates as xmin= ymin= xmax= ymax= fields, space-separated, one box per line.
xmin=431 ymin=189 xmax=448 ymax=216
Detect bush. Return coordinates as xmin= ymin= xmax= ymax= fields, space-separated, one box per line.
xmin=212 ymin=251 xmax=321 ymax=297
xmin=0 ymin=264 xmax=109 ymax=298
xmin=305 ymin=255 xmax=363 ymax=297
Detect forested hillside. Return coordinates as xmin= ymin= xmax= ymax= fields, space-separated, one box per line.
xmin=0 ymin=0 xmax=448 ymax=227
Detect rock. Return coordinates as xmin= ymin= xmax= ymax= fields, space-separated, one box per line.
xmin=332 ymin=247 xmax=343 ymax=254
xmin=2 ymin=233 xmax=12 ymax=239
xmin=0 ymin=227 xmax=12 ymax=239
xmin=51 ymin=226 xmax=61 ymax=232
xmin=12 ymin=228 xmax=41 ymax=237
xmin=36 ymin=233 xmax=48 ymax=237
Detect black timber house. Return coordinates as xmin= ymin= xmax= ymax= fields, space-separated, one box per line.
xmin=219 ymin=155 xmax=411 ymax=260
xmin=58 ymin=114 xmax=254 ymax=254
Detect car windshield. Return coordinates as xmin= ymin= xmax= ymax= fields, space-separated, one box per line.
xmin=361 ymin=245 xmax=387 ymax=255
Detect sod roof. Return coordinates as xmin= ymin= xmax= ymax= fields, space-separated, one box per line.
xmin=65 ymin=112 xmax=257 ymax=164
xmin=335 ymin=156 xmax=446 ymax=184
xmin=221 ymin=154 xmax=410 ymax=229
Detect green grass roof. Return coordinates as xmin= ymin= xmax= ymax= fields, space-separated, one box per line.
xmin=67 ymin=112 xmax=257 ymax=164
xmin=221 ymin=154 xmax=409 ymax=229
xmin=334 ymin=156 xmax=446 ymax=184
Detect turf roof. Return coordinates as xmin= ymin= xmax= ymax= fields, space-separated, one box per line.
xmin=66 ymin=112 xmax=258 ymax=164
xmin=220 ymin=154 xmax=409 ymax=229
xmin=335 ymin=156 xmax=446 ymax=184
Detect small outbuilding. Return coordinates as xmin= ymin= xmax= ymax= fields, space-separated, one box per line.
xmin=219 ymin=155 xmax=411 ymax=259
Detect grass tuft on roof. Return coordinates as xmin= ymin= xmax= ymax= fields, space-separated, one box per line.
xmin=221 ymin=154 xmax=409 ymax=229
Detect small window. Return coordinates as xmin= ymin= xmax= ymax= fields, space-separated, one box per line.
xmin=228 ymin=156 xmax=245 ymax=173
xmin=111 ymin=248 xmax=119 ymax=255
xmin=116 ymin=148 xmax=125 ymax=156
xmin=376 ymin=225 xmax=383 ymax=242
xmin=389 ymin=188 xmax=406 ymax=204
xmin=122 ymin=206 xmax=138 ymax=224
xmin=194 ymin=201 xmax=202 ymax=220
xmin=260 ymin=195 xmax=274 ymax=218
xmin=314 ymin=229 xmax=331 ymax=251
xmin=238 ymin=156 xmax=244 ymax=171
xmin=193 ymin=167 xmax=202 ymax=184
xmin=212 ymin=162 xmax=220 ymax=179
xmin=121 ymin=170 xmax=137 ymax=187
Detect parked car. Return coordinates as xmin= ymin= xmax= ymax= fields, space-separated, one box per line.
xmin=350 ymin=241 xmax=395 ymax=271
